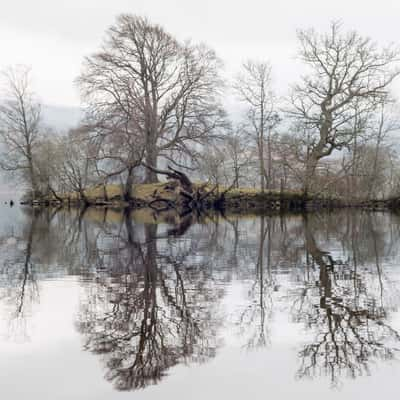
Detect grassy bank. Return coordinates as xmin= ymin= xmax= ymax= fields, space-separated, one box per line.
xmin=27 ymin=182 xmax=388 ymax=212
xmin=56 ymin=183 xmax=303 ymax=203
xmin=30 ymin=182 xmax=311 ymax=211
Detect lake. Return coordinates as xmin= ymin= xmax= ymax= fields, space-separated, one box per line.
xmin=0 ymin=206 xmax=399 ymax=399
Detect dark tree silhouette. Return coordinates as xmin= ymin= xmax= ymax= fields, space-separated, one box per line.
xmin=76 ymin=215 xmax=223 ymax=390
xmin=292 ymin=215 xmax=400 ymax=387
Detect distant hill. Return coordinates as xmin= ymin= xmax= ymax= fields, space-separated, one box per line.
xmin=41 ymin=104 xmax=83 ymax=132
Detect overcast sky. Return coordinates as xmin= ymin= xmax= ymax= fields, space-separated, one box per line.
xmin=1 ymin=0 xmax=400 ymax=108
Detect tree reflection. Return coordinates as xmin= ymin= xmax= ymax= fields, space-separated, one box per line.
xmin=76 ymin=213 xmax=223 ymax=390
xmin=237 ymin=216 xmax=276 ymax=349
xmin=292 ymin=214 xmax=400 ymax=387
xmin=1 ymin=206 xmax=400 ymax=391
xmin=0 ymin=208 xmax=40 ymax=341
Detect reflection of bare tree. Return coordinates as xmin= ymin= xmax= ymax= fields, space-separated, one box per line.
xmin=0 ymin=209 xmax=40 ymax=341
xmin=2 ymin=205 xmax=400 ymax=391
xmin=293 ymin=215 xmax=400 ymax=387
xmin=76 ymin=215 xmax=222 ymax=391
xmin=237 ymin=216 xmax=276 ymax=349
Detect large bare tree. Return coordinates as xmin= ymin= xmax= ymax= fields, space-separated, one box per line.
xmin=78 ymin=14 xmax=225 ymax=184
xmin=0 ymin=66 xmax=42 ymax=196
xmin=289 ymin=22 xmax=400 ymax=195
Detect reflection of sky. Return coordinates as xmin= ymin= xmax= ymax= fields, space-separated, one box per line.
xmin=0 ymin=205 xmax=24 ymax=234
xmin=1 ymin=210 xmax=400 ymax=398
xmin=1 ymin=278 xmax=399 ymax=399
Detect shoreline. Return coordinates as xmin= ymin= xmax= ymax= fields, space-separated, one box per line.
xmin=21 ymin=186 xmax=393 ymax=213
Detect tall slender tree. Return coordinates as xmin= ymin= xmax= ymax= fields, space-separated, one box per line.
xmin=0 ymin=66 xmax=42 ymax=196
xmin=234 ymin=61 xmax=279 ymax=192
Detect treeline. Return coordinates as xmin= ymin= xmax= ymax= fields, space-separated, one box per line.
xmin=1 ymin=16 xmax=400 ymax=202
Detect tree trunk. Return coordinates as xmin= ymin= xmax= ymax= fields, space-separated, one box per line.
xmin=49 ymin=186 xmax=63 ymax=202
xmin=258 ymin=134 xmax=265 ymax=193
xmin=303 ymin=155 xmax=319 ymax=196
xmin=233 ymin=156 xmax=239 ymax=189
xmin=27 ymin=152 xmax=39 ymax=198
xmin=144 ymin=138 xmax=159 ymax=183
xmin=266 ymin=128 xmax=272 ymax=189
xmin=102 ymin=181 xmax=108 ymax=201
xmin=124 ymin=166 xmax=135 ymax=201
xmin=78 ymin=185 xmax=89 ymax=206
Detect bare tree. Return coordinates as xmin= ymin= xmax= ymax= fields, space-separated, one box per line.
xmin=198 ymin=143 xmax=228 ymax=188
xmin=90 ymin=122 xmax=144 ymax=201
xmin=289 ymin=21 xmax=400 ymax=194
xmin=78 ymin=14 xmax=225 ymax=184
xmin=57 ymin=128 xmax=97 ymax=204
xmin=0 ymin=66 xmax=42 ymax=196
xmin=366 ymin=98 xmax=400 ymax=198
xmin=224 ymin=128 xmax=253 ymax=189
xmin=234 ymin=60 xmax=279 ymax=192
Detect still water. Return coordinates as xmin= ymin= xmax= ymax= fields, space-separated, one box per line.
xmin=1 ymin=206 xmax=400 ymax=399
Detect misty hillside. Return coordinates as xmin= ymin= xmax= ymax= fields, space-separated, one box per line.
xmin=41 ymin=105 xmax=83 ymax=132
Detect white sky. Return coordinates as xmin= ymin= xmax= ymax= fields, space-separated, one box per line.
xmin=2 ymin=0 xmax=400 ymax=107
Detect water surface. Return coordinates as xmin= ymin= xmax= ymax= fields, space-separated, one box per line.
xmin=1 ymin=206 xmax=400 ymax=399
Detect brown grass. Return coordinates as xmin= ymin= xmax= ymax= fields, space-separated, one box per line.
xmin=57 ymin=182 xmax=305 ymax=203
